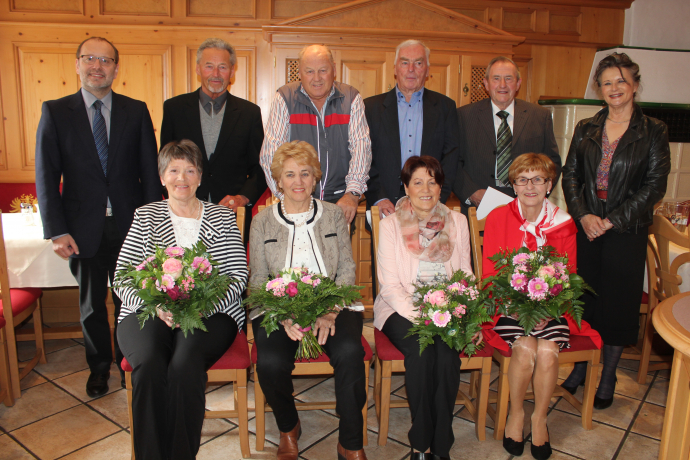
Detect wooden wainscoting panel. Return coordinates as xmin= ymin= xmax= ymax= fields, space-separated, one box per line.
xmin=111 ymin=45 xmax=171 ymax=148
xmin=17 ymin=47 xmax=81 ymax=170
xmin=503 ymin=8 xmax=536 ymax=33
xmin=0 ymin=90 xmax=6 ymax=170
xmin=11 ymin=0 xmax=83 ymax=13
xmin=550 ymin=11 xmax=582 ymax=36
xmin=337 ymin=51 xmax=386 ymax=101
xmin=447 ymin=8 xmax=486 ymax=23
xmin=101 ymin=0 xmax=170 ymax=16
xmin=580 ymin=7 xmax=624 ymax=44
xmin=187 ymin=47 xmax=256 ymax=102
xmin=272 ymin=0 xmax=346 ymax=19
xmin=188 ymin=0 xmax=255 ymax=18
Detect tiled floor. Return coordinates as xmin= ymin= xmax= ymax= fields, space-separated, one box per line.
xmin=1 ymin=320 xmax=666 ymax=459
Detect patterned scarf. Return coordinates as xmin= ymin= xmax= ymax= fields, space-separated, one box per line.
xmin=395 ymin=196 xmax=456 ymax=263
xmin=510 ymin=198 xmax=572 ymax=249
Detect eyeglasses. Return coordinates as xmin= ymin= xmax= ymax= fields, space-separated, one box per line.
xmin=513 ymin=176 xmax=550 ymax=186
xmin=80 ymin=55 xmax=116 ymax=66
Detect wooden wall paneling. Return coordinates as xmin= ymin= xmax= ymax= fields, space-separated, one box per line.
xmin=458 ymin=55 xmax=472 ymax=107
xmin=111 ymin=45 xmax=171 ymax=148
xmin=101 ymin=0 xmax=170 ymax=16
xmin=529 ymin=44 xmax=596 ymax=100
xmin=187 ymin=46 xmax=256 ymax=102
xmin=17 ymin=45 xmax=81 ymax=172
xmin=503 ymin=8 xmax=536 ymax=34
xmin=272 ymin=0 xmax=347 ymax=20
xmin=11 ymin=0 xmax=84 ymax=14
xmin=0 ymin=84 xmax=6 ymax=170
xmin=187 ymin=0 xmax=256 ymax=19
xmin=549 ymin=10 xmax=581 ymax=36
xmin=273 ymin=46 xmax=302 ymax=90
xmin=579 ymin=7 xmax=624 ymax=45
xmin=336 ymin=49 xmax=387 ymax=101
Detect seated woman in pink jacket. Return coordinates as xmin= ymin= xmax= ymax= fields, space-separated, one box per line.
xmin=482 ymin=153 xmax=601 ymax=460
xmin=374 ymin=156 xmax=472 ymax=460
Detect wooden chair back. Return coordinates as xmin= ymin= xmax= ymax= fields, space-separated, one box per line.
xmin=371 ymin=206 xmax=381 ymax=295
xmin=468 ymin=207 xmax=487 ymax=281
xmin=236 ymin=207 xmax=246 ymax=243
xmin=0 ymin=211 xmax=45 ymax=404
xmin=649 ymin=214 xmax=690 ymax=301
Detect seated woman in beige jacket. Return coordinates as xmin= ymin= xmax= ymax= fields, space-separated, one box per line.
xmin=374 ymin=155 xmax=472 ymax=460
xmin=249 ymin=141 xmax=367 ymax=460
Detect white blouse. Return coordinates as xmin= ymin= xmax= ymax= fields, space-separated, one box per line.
xmin=417 ymin=260 xmax=446 ymax=284
xmin=168 ymin=203 xmax=204 ymax=248
xmin=288 ymin=210 xmax=321 ymax=274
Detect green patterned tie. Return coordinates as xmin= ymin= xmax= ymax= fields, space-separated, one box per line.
xmin=495 ymin=110 xmax=512 ymax=186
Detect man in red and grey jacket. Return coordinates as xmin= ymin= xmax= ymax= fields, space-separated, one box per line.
xmin=260 ymin=44 xmax=372 ymax=224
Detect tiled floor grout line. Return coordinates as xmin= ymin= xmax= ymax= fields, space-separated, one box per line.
xmin=1 ymin=426 xmax=41 ymax=459
xmin=611 ymin=370 xmax=660 ymax=460
xmin=54 ymin=428 xmax=128 ymax=459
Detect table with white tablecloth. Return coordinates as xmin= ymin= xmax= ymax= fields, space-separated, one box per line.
xmin=2 ymin=213 xmax=77 ymax=288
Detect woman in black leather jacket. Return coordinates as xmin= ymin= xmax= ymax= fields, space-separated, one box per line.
xmin=561 ymin=53 xmax=670 ymax=410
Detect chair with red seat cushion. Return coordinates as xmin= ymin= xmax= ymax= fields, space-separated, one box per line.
xmin=0 ymin=211 xmax=46 ymax=406
xmin=372 ymin=327 xmax=494 ymax=444
xmin=122 ymin=330 xmax=251 ymax=459
xmin=0 ymin=316 xmax=11 ymax=407
xmin=251 ymin=334 xmax=373 ymax=450
xmin=489 ymin=332 xmax=602 ymax=440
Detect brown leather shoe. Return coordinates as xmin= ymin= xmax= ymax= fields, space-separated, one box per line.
xmin=337 ymin=442 xmax=368 ymax=460
xmin=277 ymin=420 xmax=301 ymax=460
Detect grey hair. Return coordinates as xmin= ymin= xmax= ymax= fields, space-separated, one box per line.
xmin=298 ymin=44 xmax=336 ymax=68
xmin=484 ymin=56 xmax=521 ymax=81
xmin=158 ymin=140 xmax=204 ymax=177
xmin=394 ymin=40 xmax=430 ymax=66
xmin=196 ymin=38 xmax=237 ymax=67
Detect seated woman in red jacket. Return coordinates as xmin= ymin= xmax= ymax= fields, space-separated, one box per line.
xmin=482 ymin=153 xmax=600 ymax=460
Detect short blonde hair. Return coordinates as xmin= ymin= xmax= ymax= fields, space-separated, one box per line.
xmin=271 ymin=141 xmax=323 ymax=192
xmin=508 ymin=153 xmax=557 ymax=184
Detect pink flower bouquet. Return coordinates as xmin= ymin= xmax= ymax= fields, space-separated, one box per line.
xmin=407 ymin=270 xmax=492 ymax=356
xmin=485 ymin=246 xmax=592 ymax=334
xmin=244 ymin=267 xmax=362 ymax=360
xmin=114 ymin=241 xmax=235 ymax=337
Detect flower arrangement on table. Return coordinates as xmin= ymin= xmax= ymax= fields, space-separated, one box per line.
xmin=114 ymin=241 xmax=236 ymax=337
xmin=406 ymin=270 xmax=492 ymax=357
xmin=484 ymin=245 xmax=592 ymax=335
xmin=244 ymin=267 xmax=363 ymax=360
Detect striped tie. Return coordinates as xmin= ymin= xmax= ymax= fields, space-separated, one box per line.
xmin=92 ymin=100 xmax=108 ymax=176
xmin=495 ymin=110 xmax=512 ymax=186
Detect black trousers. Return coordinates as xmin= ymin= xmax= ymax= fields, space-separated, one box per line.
xmin=382 ymin=313 xmax=461 ymax=457
xmin=252 ymin=309 xmax=366 ymax=450
xmin=69 ymin=216 xmax=123 ymax=374
xmin=576 ymin=220 xmax=648 ymax=346
xmin=118 ymin=313 xmax=237 ymax=460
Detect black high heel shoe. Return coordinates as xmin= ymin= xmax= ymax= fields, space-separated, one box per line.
xmin=593 ymin=377 xmax=617 ymax=410
xmin=561 ymin=378 xmax=584 ymax=395
xmin=502 ymin=433 xmax=525 ymax=456
xmin=530 ymin=426 xmax=552 ymax=460
xmin=409 ymin=451 xmax=433 ymax=460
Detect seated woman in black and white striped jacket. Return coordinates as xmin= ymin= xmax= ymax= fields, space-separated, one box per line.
xmin=114 ymin=139 xmax=248 ymax=460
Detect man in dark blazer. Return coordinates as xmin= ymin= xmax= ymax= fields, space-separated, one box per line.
xmin=160 ymin=38 xmax=265 ymax=215
xmin=364 ymin=39 xmax=458 ymax=219
xmin=453 ymin=56 xmax=560 ymax=210
xmin=35 ymin=37 xmax=160 ymax=397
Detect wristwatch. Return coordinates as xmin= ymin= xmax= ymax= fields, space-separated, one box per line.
xmin=350 ymin=191 xmax=361 ymax=198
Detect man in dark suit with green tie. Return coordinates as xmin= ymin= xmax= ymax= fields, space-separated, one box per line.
xmin=453 ymin=56 xmax=560 ymax=211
